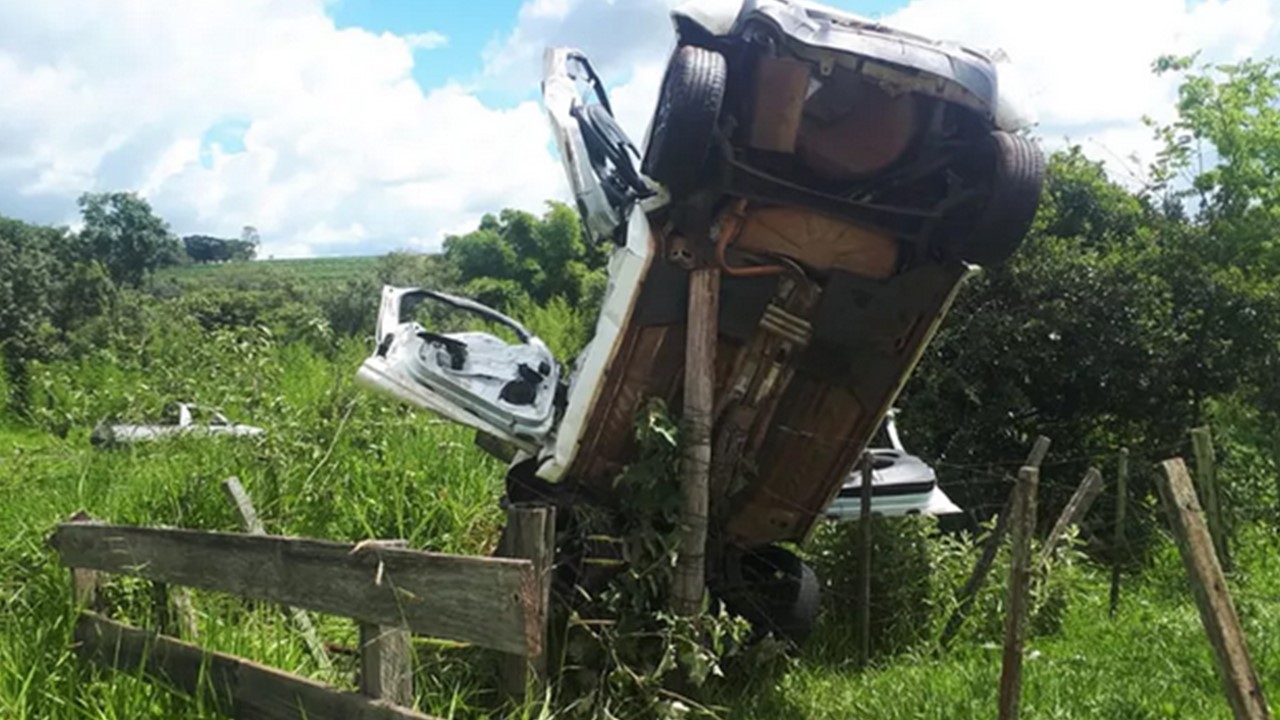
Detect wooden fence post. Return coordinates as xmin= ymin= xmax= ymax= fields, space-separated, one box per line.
xmin=1191 ymin=427 xmax=1232 ymax=571
xmin=997 ymin=465 xmax=1038 ymax=720
xmin=939 ymin=436 xmax=1050 ymax=650
xmin=673 ymin=265 xmax=719 ymax=617
xmin=497 ymin=504 xmax=555 ymax=702
xmin=1039 ymin=468 xmax=1103 ymax=564
xmin=858 ymin=451 xmax=873 ymax=668
xmin=1109 ymin=448 xmax=1129 ymax=618
xmin=359 ymin=623 xmax=414 ymax=706
xmin=1157 ymin=458 xmax=1270 ymax=720
xmin=67 ymin=512 xmax=102 ymax=611
xmin=221 ymin=477 xmax=333 ymax=674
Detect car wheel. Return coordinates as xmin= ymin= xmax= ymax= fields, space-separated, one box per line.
xmin=718 ymin=545 xmax=821 ymax=645
xmin=642 ymin=44 xmax=728 ymax=197
xmin=947 ymin=131 xmax=1045 ymax=266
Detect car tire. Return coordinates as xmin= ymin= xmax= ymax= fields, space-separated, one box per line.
xmin=642 ymin=44 xmax=728 ymax=197
xmin=947 ymin=131 xmax=1045 ymax=266
xmin=719 ymin=545 xmax=821 ymax=645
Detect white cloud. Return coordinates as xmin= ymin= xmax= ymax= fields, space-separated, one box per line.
xmin=3 ymin=0 xmax=1276 ymax=259
xmin=489 ymin=0 xmax=1277 ymax=187
xmin=884 ymin=0 xmax=1277 ymax=182
xmin=402 ymin=31 xmax=449 ymax=51
xmin=0 ymin=0 xmax=562 ymax=257
xmin=482 ymin=0 xmax=678 ymax=92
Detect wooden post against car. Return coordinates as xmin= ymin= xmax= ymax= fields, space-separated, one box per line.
xmin=673 ymin=265 xmax=720 ymax=617
xmin=940 ymin=436 xmax=1050 ymax=650
xmin=998 ymin=465 xmax=1038 ymax=720
xmin=1109 ymin=448 xmax=1129 ymax=618
xmin=497 ymin=504 xmax=555 ymax=702
xmin=1191 ymin=427 xmax=1231 ymax=571
xmin=1039 ymin=467 xmax=1103 ymax=565
xmin=858 ymin=451 xmax=874 ymax=668
xmin=1157 ymin=458 xmax=1270 ymax=720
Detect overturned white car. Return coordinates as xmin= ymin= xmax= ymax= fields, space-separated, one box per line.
xmin=359 ymin=0 xmax=1039 ymax=640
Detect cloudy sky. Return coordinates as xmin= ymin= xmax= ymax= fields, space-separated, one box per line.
xmin=1 ymin=0 xmax=1275 ymax=258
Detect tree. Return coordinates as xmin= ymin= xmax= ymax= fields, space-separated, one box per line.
xmin=442 ymin=202 xmax=605 ymax=310
xmin=77 ymin=192 xmax=180 ymax=287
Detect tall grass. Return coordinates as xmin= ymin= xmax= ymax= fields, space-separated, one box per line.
xmin=5 ymin=300 xmax=1280 ymax=719
xmin=0 ymin=332 xmax=515 ymax=718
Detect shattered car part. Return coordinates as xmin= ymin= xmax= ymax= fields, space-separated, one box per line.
xmin=356 ymin=287 xmax=559 ymax=453
xmin=90 ymin=403 xmax=264 ymax=446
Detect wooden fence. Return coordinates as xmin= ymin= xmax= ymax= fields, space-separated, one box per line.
xmin=49 ymin=504 xmax=554 ymax=719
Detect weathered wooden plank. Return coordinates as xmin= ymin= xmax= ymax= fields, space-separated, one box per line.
xmin=497 ymin=505 xmax=555 ymax=700
xmin=222 ymin=476 xmax=265 ymax=534
xmin=998 ymin=465 xmax=1038 ymax=720
xmin=939 ymin=436 xmax=1050 ymax=650
xmin=66 ymin=512 xmax=103 ymax=611
xmin=222 ymin=477 xmax=332 ymax=673
xmin=673 ymin=265 xmax=719 ymax=616
xmin=49 ymin=523 xmax=538 ymax=655
xmin=1109 ymin=448 xmax=1129 ymax=618
xmin=1191 ymin=427 xmax=1232 ymax=571
xmin=359 ymin=623 xmax=414 ymax=706
xmin=857 ymin=451 xmax=873 ymax=668
xmin=1158 ymin=458 xmax=1270 ymax=720
xmin=1039 ymin=467 xmax=1103 ymax=564
xmin=1025 ymin=436 xmax=1052 ymax=471
xmin=149 ymin=578 xmax=200 ymax=641
xmin=75 ymin=612 xmax=436 ymax=719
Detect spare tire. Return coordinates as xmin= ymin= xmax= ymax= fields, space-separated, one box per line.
xmin=642 ymin=44 xmax=728 ymax=197
xmin=948 ymin=131 xmax=1045 ymax=266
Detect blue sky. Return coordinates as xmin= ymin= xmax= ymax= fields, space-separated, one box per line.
xmin=1 ymin=0 xmax=1276 ymax=257
xmin=330 ymin=0 xmax=908 ymax=103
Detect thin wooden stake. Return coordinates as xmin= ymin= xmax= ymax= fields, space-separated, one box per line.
xmin=673 ymin=266 xmax=719 ymax=617
xmin=1039 ymin=467 xmax=1103 ymax=564
xmin=998 ymin=465 xmax=1038 ymax=720
xmin=940 ymin=436 xmax=1050 ymax=650
xmin=497 ymin=505 xmax=555 ymax=702
xmin=1191 ymin=427 xmax=1232 ymax=571
xmin=1109 ymin=448 xmax=1129 ymax=618
xmin=221 ymin=477 xmax=333 ymax=674
xmin=1157 ymin=458 xmax=1270 ymax=720
xmin=857 ymin=451 xmax=873 ymax=668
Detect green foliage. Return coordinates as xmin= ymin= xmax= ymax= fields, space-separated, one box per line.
xmin=443 ymin=203 xmax=606 ymax=312
xmin=77 ymin=192 xmax=181 ymax=288
xmin=557 ymin=400 xmax=752 ymax=719
xmin=181 ymin=234 xmax=257 ymax=263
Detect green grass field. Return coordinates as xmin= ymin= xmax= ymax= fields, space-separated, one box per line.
xmin=157 ymin=256 xmax=383 ymax=283
xmin=3 ymin=257 xmax=1279 ymax=719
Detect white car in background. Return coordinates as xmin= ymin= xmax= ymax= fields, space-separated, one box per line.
xmin=90 ymin=403 xmax=264 ymax=446
xmin=826 ymin=411 xmax=960 ymax=520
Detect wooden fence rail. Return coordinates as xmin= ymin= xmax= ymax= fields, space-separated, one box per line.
xmin=75 ymin=612 xmax=435 ymax=720
xmin=49 ymin=523 xmax=539 ymax=656
xmin=50 ymin=506 xmax=553 ymax=719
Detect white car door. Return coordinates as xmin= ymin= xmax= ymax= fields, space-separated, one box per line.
xmin=543 ymin=47 xmax=653 ymax=244
xmin=356 ymin=287 xmax=560 ymax=454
